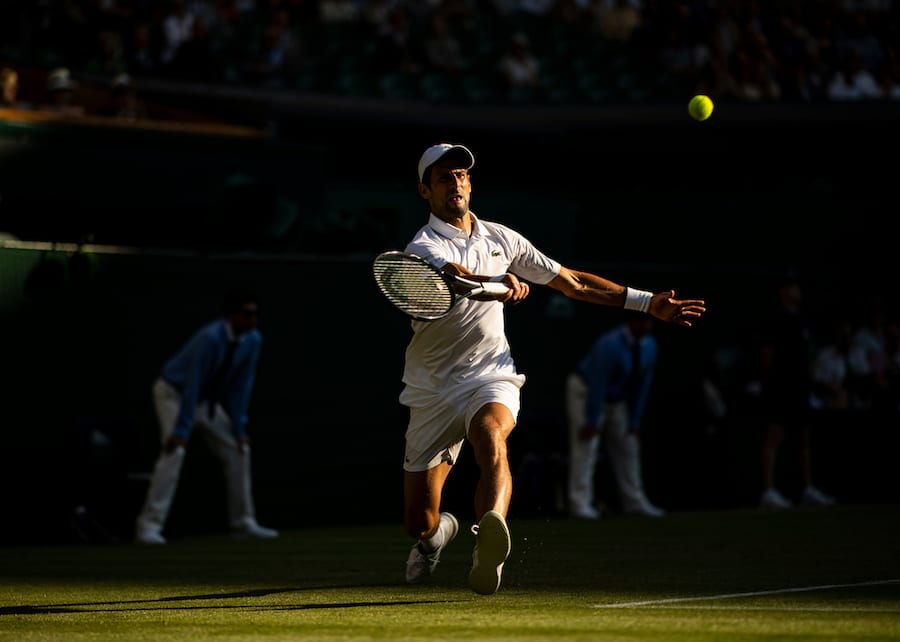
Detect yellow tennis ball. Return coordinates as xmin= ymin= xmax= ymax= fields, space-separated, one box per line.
xmin=688 ymin=95 xmax=714 ymax=121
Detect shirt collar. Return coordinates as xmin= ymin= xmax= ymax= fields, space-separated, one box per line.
xmin=427 ymin=211 xmax=482 ymax=240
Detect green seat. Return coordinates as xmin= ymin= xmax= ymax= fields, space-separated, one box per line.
xmin=379 ymin=72 xmax=421 ymax=101
xmin=420 ymin=72 xmax=452 ymax=103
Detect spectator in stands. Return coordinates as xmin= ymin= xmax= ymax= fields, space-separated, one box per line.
xmin=2 ymin=0 xmax=900 ymax=108
xmin=879 ymin=64 xmax=900 ymax=99
xmin=517 ymin=0 xmax=557 ymax=32
xmin=42 ymin=67 xmax=85 ymax=117
xmin=497 ymin=32 xmax=541 ymax=100
xmin=372 ymin=4 xmax=426 ymax=90
xmin=810 ymin=316 xmax=853 ymax=418
xmin=86 ymin=28 xmax=129 ymax=77
xmin=240 ymin=8 xmax=303 ymax=87
xmin=595 ymin=0 xmax=644 ymax=44
xmin=697 ymin=348 xmax=729 ymax=439
xmin=730 ymin=26 xmax=782 ymax=102
xmin=1 ymin=67 xmax=31 ymax=110
xmin=361 ymin=0 xmax=396 ymax=34
xmin=125 ymin=22 xmax=163 ymax=76
xmin=834 ymin=10 xmax=884 ymax=72
xmin=171 ymin=13 xmax=220 ymax=81
xmin=848 ymin=297 xmax=890 ymax=412
xmin=320 ymin=0 xmax=361 ymax=24
xmin=161 ymin=0 xmax=197 ymax=67
xmin=827 ymin=50 xmax=884 ymax=100
xmin=422 ymin=12 xmax=465 ymax=80
xmin=882 ymin=318 xmax=900 ymax=414
xmin=769 ymin=11 xmax=823 ymax=102
xmin=101 ymin=73 xmax=148 ymax=122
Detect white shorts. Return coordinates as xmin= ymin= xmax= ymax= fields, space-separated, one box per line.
xmin=402 ymin=380 xmax=522 ymax=472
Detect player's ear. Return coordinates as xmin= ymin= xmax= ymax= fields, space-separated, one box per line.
xmin=417 ymin=182 xmax=430 ymax=199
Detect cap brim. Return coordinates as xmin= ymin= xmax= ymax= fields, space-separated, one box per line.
xmin=418 ymin=144 xmax=475 ymax=182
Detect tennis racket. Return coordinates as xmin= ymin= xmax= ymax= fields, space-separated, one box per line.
xmin=372 ymin=251 xmax=508 ymax=321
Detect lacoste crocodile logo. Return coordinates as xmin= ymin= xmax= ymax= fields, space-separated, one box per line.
xmin=491 ymin=251 xmax=501 ymax=257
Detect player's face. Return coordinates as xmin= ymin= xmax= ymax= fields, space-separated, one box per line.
xmin=421 ymin=162 xmax=470 ymax=221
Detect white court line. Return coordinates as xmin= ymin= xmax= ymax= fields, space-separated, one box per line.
xmin=630 ymin=605 xmax=900 ymax=614
xmin=592 ymin=579 xmax=900 ymax=609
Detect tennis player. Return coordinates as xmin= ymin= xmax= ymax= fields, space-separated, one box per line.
xmin=401 ymin=143 xmax=707 ymax=595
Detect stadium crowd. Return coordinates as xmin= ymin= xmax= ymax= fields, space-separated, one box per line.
xmin=1 ymin=0 xmax=899 ymax=113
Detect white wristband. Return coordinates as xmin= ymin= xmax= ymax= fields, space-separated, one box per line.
xmin=624 ymin=287 xmax=652 ymax=313
xmin=488 ymin=273 xmax=509 ymax=283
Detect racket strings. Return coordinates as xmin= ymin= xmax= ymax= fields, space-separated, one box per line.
xmin=373 ymin=256 xmax=453 ymax=319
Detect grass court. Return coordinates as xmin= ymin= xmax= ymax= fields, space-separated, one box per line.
xmin=1 ymin=503 xmax=898 ymax=640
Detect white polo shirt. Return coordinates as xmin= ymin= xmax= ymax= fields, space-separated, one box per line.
xmin=399 ymin=212 xmax=561 ymax=404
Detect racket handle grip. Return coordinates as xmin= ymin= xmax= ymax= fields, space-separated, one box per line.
xmin=480 ymin=282 xmax=509 ymax=295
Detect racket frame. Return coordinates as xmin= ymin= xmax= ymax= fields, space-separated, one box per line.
xmin=372 ymin=251 xmax=508 ymax=321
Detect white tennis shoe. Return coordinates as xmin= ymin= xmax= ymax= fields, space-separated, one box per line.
xmin=232 ymin=519 xmax=279 ymax=540
xmin=760 ymin=487 xmax=793 ymax=509
xmin=406 ymin=512 xmax=459 ymax=584
xmin=801 ymin=485 xmax=835 ymax=507
xmin=468 ymin=510 xmax=511 ymax=596
xmin=134 ymin=528 xmax=167 ymax=545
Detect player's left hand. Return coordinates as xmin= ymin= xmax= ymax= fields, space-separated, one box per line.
xmin=499 ymin=273 xmax=529 ymax=305
xmin=649 ymin=289 xmax=707 ymax=327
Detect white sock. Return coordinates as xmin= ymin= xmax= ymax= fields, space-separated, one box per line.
xmin=419 ymin=528 xmax=443 ymax=554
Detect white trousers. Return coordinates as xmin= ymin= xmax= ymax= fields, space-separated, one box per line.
xmin=565 ymin=373 xmax=651 ymax=514
xmin=135 ymin=378 xmax=258 ymax=534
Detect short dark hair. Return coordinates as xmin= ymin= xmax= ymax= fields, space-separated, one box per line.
xmin=224 ymin=287 xmax=259 ymax=314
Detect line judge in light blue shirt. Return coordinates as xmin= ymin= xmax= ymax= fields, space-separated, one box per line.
xmin=134 ymin=287 xmax=278 ymax=545
xmin=565 ymin=314 xmax=664 ymax=520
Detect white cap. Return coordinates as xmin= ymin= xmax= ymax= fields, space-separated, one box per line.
xmin=112 ymin=73 xmax=132 ymax=90
xmin=47 ymin=67 xmax=77 ymax=92
xmin=417 ymin=143 xmax=475 ymax=183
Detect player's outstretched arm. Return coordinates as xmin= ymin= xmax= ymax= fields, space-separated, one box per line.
xmin=548 ymin=268 xmax=706 ymax=327
xmin=547 ymin=267 xmax=627 ymax=305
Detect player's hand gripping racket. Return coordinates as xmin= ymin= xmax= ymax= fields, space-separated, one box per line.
xmin=372 ymin=251 xmax=508 ymax=321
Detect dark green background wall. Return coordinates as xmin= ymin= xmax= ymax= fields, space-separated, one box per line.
xmin=0 ymin=102 xmax=896 ymax=544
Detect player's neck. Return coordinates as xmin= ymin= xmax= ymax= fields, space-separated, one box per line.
xmin=433 ymin=208 xmax=473 ymax=235
xmin=448 ymin=211 xmax=472 ymax=236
